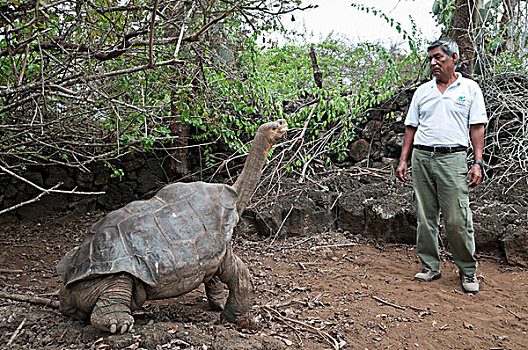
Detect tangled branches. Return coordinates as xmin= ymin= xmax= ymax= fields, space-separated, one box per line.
xmin=0 ymin=0 xmax=306 ymax=173
xmin=482 ymin=73 xmax=528 ymax=187
xmin=0 ymin=0 xmax=311 ymax=214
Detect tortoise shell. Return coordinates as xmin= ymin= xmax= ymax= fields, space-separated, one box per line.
xmin=57 ymin=182 xmax=238 ymax=299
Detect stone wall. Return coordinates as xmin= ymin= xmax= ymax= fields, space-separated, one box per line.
xmin=0 ymin=88 xmax=415 ymax=224
xmin=0 ymin=153 xmax=174 ymax=223
xmin=347 ymin=88 xmax=414 ymax=167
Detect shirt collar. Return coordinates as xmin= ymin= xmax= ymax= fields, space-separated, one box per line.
xmin=453 ymin=72 xmax=462 ymax=86
xmin=430 ymin=72 xmax=462 ymax=89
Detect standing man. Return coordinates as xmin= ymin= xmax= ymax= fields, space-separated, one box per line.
xmin=396 ymin=38 xmax=487 ymax=294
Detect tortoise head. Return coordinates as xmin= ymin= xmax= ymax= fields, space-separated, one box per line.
xmin=258 ymin=119 xmax=288 ymax=145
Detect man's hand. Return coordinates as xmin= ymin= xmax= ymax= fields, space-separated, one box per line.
xmin=467 ymin=163 xmax=483 ymax=187
xmin=396 ymin=160 xmax=408 ymax=182
xmin=397 ymin=126 xmax=417 ymax=183
xmin=469 ymin=124 xmax=485 ymax=188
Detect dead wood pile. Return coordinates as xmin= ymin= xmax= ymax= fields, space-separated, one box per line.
xmin=482 ymin=73 xmax=528 ymax=187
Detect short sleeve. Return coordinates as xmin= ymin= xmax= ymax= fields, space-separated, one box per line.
xmin=469 ymin=84 xmax=488 ymax=125
xmin=405 ymin=89 xmax=420 ymax=127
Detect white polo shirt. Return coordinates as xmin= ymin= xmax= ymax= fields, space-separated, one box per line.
xmin=405 ymin=73 xmax=488 ymax=147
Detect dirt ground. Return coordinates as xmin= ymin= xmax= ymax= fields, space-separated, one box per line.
xmin=1 ymin=205 xmax=527 ymax=350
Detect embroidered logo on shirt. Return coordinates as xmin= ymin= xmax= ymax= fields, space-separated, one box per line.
xmin=456 ymin=95 xmax=467 ymax=106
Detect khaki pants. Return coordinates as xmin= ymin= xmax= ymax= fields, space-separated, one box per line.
xmin=411 ymin=149 xmax=477 ymax=275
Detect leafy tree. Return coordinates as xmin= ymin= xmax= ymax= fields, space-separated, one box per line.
xmin=248 ymin=31 xmax=422 ymax=172
xmin=0 ymin=0 xmax=308 ymax=175
xmin=433 ymin=0 xmax=528 ymax=76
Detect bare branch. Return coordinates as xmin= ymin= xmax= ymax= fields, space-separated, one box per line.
xmin=149 ymin=0 xmax=160 ymax=67
xmin=0 ymin=164 xmax=104 ymax=198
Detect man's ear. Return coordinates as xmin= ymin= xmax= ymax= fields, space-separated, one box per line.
xmin=452 ymin=52 xmax=459 ymax=62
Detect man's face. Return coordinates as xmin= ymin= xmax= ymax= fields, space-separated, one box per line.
xmin=428 ymin=46 xmax=457 ymax=81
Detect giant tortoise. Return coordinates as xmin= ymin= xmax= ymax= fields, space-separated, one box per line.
xmin=57 ymin=119 xmax=287 ymax=333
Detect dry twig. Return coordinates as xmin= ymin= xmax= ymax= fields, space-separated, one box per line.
xmin=261 ymin=305 xmax=340 ymax=350
xmin=6 ymin=317 xmax=26 ymax=347
xmin=270 ymin=204 xmax=294 ymax=246
xmin=497 ymin=304 xmax=522 ymax=320
xmin=0 ymin=291 xmax=60 ymax=309
xmin=311 ymin=243 xmax=360 ymax=250
xmin=371 ymin=295 xmax=406 ymax=310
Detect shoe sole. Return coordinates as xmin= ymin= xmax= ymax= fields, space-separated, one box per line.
xmin=460 ymin=273 xmax=479 ymax=294
xmin=415 ymin=273 xmax=442 ymax=282
xmin=462 ymin=287 xmax=479 ymax=294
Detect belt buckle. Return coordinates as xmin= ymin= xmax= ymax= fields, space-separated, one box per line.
xmin=435 ymin=146 xmax=450 ymax=153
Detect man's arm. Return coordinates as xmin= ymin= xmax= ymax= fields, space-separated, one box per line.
xmin=468 ymin=123 xmax=485 ymax=187
xmin=397 ymin=126 xmax=417 ymax=182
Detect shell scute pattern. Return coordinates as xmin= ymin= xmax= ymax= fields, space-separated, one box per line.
xmin=59 ymin=182 xmax=239 ymax=295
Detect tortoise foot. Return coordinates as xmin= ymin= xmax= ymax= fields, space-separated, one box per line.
xmin=91 ymin=297 xmax=134 ymax=334
xmin=90 ymin=300 xmax=134 ymax=334
xmin=205 ymin=276 xmax=227 ymax=311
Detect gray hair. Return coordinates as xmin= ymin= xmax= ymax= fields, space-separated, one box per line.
xmin=427 ymin=38 xmax=459 ymax=66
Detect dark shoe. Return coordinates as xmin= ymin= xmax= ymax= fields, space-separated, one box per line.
xmin=414 ymin=270 xmax=441 ymax=282
xmin=460 ymin=273 xmax=479 ymax=294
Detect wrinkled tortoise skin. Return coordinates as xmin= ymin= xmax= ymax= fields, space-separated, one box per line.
xmin=57 ymin=181 xmax=238 ymax=299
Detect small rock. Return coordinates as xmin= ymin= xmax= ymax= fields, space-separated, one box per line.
xmin=463 ymin=322 xmax=474 ymax=330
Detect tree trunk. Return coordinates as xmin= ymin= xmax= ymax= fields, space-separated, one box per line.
xmin=169 ymin=76 xmax=190 ymax=178
xmin=498 ymin=0 xmax=520 ymax=52
xmin=448 ymin=0 xmax=480 ymax=78
xmin=309 ymin=46 xmax=322 ymax=89
xmin=168 ymin=119 xmax=190 ymax=177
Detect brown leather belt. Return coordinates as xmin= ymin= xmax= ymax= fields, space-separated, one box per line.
xmin=414 ymin=145 xmax=467 ymax=153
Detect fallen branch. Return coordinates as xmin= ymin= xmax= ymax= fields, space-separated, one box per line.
xmin=0 ymin=291 xmax=60 ymax=309
xmin=371 ymin=295 xmax=406 ymax=311
xmin=261 ymin=305 xmax=339 ymax=350
xmin=0 ymin=268 xmax=24 ymax=274
xmin=311 ymin=243 xmax=359 ymax=250
xmin=342 ymin=166 xmax=391 ymax=180
xmin=497 ymin=304 xmax=522 ymax=320
xmin=279 ymin=236 xmax=315 ymax=250
xmin=6 ymin=317 xmax=26 ymax=347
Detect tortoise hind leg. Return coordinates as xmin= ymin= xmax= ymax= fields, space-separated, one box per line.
xmin=59 ymin=276 xmax=109 ymax=321
xmin=216 ymin=242 xmax=255 ymax=322
xmin=90 ymin=273 xmax=146 ymax=334
xmin=205 ymin=276 xmax=227 ymax=311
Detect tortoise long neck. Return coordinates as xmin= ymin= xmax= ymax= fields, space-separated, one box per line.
xmin=233 ymin=131 xmax=271 ymax=216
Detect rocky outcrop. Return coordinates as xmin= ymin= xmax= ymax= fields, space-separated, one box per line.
xmin=239 ymin=176 xmax=417 ymax=245
xmin=501 ymin=227 xmax=528 ymax=267
xmin=238 ymin=175 xmax=528 ymax=267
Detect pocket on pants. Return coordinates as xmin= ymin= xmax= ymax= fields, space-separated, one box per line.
xmin=458 ymin=197 xmax=471 ymax=229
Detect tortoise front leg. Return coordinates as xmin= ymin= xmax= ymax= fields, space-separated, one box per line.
xmin=216 ymin=242 xmax=255 ymax=322
xmin=205 ymin=276 xmax=227 ymax=311
xmin=90 ymin=273 xmax=143 ymax=334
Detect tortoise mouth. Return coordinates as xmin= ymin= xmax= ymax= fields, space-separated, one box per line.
xmin=276 ymin=119 xmax=288 ymax=134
